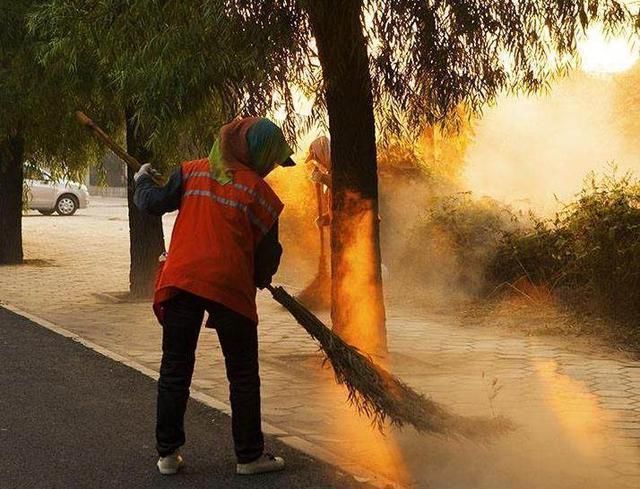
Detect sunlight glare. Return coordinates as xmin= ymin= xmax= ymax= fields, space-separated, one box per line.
xmin=579 ymin=27 xmax=638 ymax=73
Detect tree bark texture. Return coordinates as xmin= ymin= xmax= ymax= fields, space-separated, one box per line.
xmin=125 ymin=108 xmax=165 ymax=298
xmin=0 ymin=134 xmax=25 ymax=265
xmin=305 ymin=0 xmax=387 ymax=354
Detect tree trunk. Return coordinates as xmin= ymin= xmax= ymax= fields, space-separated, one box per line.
xmin=305 ymin=0 xmax=387 ymax=354
xmin=125 ymin=109 xmax=165 ymax=298
xmin=0 ymin=134 xmax=25 ymax=265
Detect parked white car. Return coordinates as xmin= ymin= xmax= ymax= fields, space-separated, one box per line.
xmin=24 ymin=165 xmax=90 ymax=216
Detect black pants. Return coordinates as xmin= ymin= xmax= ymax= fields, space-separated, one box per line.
xmin=156 ymin=291 xmax=264 ymax=463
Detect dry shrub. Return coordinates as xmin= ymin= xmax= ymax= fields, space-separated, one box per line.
xmin=491 ymin=168 xmax=640 ymax=325
xmin=400 ymin=192 xmax=519 ymax=297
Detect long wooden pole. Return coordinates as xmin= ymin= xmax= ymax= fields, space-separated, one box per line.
xmin=75 ymin=111 xmax=164 ymax=185
xmin=315 ymin=181 xmax=327 ymax=273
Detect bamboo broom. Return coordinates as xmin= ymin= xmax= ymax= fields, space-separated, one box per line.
xmin=76 ymin=111 xmax=513 ymax=439
xmin=267 ymin=285 xmax=512 ymax=438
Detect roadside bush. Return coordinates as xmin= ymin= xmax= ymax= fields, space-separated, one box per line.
xmin=400 ymin=192 xmax=519 ymax=295
xmin=490 ymin=215 xmax=573 ymax=288
xmin=491 ymin=169 xmax=640 ymax=323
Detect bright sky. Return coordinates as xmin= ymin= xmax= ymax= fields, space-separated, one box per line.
xmin=578 ymin=26 xmax=639 ymax=73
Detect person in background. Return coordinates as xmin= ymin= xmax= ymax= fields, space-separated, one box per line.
xmin=133 ymin=117 xmax=295 ymax=477
xmin=295 ymin=136 xmax=332 ymax=309
xmin=306 ymin=135 xmax=389 ymax=281
xmin=307 ymin=136 xmax=331 ymax=228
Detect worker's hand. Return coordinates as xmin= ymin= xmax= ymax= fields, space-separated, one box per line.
xmin=134 ymin=163 xmax=161 ymax=182
xmin=315 ymin=214 xmax=330 ymax=228
xmin=310 ymin=168 xmax=324 ymax=184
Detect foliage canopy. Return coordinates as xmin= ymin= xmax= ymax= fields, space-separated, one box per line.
xmin=28 ymin=0 xmax=638 ymax=159
xmin=231 ymin=0 xmax=636 ymax=136
xmin=0 ymin=0 xmax=94 ymax=179
xmin=29 ymin=0 xmax=313 ymax=165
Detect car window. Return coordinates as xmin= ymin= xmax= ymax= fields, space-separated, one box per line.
xmin=23 ymin=164 xmax=53 ymax=181
xmin=24 ymin=164 xmax=44 ymax=180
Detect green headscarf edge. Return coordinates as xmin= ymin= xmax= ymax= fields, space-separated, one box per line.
xmin=208 ymin=118 xmax=293 ymax=185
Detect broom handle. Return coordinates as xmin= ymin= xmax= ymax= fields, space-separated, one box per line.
xmin=75 ymin=111 xmax=165 ymax=185
xmin=315 ymin=181 xmax=327 ymax=265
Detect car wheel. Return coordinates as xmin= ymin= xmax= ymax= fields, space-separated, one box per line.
xmin=55 ymin=194 xmax=79 ymax=216
xmin=38 ymin=209 xmax=55 ymax=216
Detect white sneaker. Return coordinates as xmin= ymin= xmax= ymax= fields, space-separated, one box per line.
xmin=236 ymin=453 xmax=285 ymax=475
xmin=157 ymin=451 xmax=184 ymax=475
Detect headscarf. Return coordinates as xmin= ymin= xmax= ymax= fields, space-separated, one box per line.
xmin=208 ymin=117 xmax=293 ymax=185
xmin=306 ymin=136 xmax=331 ymax=171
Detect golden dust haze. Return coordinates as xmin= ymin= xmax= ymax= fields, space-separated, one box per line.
xmin=464 ymin=30 xmax=639 ymax=214
xmin=261 ymin=27 xmax=640 ymax=489
xmin=330 ymin=192 xmax=387 ymax=355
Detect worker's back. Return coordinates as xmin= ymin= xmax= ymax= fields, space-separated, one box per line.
xmin=156 ymin=158 xmax=283 ymax=323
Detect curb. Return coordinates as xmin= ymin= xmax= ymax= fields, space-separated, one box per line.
xmin=1 ymin=302 xmax=406 ymax=489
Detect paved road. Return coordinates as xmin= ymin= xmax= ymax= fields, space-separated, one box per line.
xmin=0 ymin=307 xmax=369 ymax=489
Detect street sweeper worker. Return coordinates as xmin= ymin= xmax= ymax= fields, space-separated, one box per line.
xmin=133 ymin=117 xmax=295 ymax=477
xmin=306 ymin=136 xmax=390 ymax=283
xmin=295 ymin=136 xmax=332 ymax=308
xmin=307 ymin=136 xmax=331 ymax=228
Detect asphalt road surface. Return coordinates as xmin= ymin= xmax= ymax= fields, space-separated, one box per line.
xmin=0 ymin=306 xmax=370 ymax=489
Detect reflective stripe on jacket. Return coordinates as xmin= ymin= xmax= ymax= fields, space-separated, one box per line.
xmin=154 ymin=158 xmax=284 ymax=323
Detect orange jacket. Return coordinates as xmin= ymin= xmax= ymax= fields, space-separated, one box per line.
xmin=154 ymin=158 xmax=283 ymax=323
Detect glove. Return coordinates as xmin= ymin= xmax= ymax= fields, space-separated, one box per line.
xmin=310 ymin=168 xmax=321 ymax=183
xmin=134 ymin=163 xmax=161 ymax=182
xmin=311 ymin=167 xmax=332 ymax=188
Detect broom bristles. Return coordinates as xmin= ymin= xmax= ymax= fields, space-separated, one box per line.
xmin=268 ymin=285 xmax=514 ymax=439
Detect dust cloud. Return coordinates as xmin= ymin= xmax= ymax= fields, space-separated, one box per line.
xmin=267 ymin=71 xmax=640 ymax=488
xmin=463 ymin=71 xmax=637 ymax=214
xmin=304 ymin=341 xmax=635 ymax=489
xmin=380 ymin=72 xmax=640 ymax=486
xmin=271 ymin=68 xmax=640 ymax=300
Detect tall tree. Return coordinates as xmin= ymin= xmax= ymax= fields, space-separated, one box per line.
xmin=0 ymin=135 xmax=24 ymax=264
xmin=124 ymin=109 xmax=165 ymax=297
xmin=0 ymin=0 xmax=94 ymax=264
xmin=303 ymin=2 xmax=387 ymax=353
xmin=30 ymin=2 xmax=166 ymax=296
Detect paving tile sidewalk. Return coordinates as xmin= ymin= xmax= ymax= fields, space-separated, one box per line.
xmin=1 ymin=198 xmax=639 ymax=488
